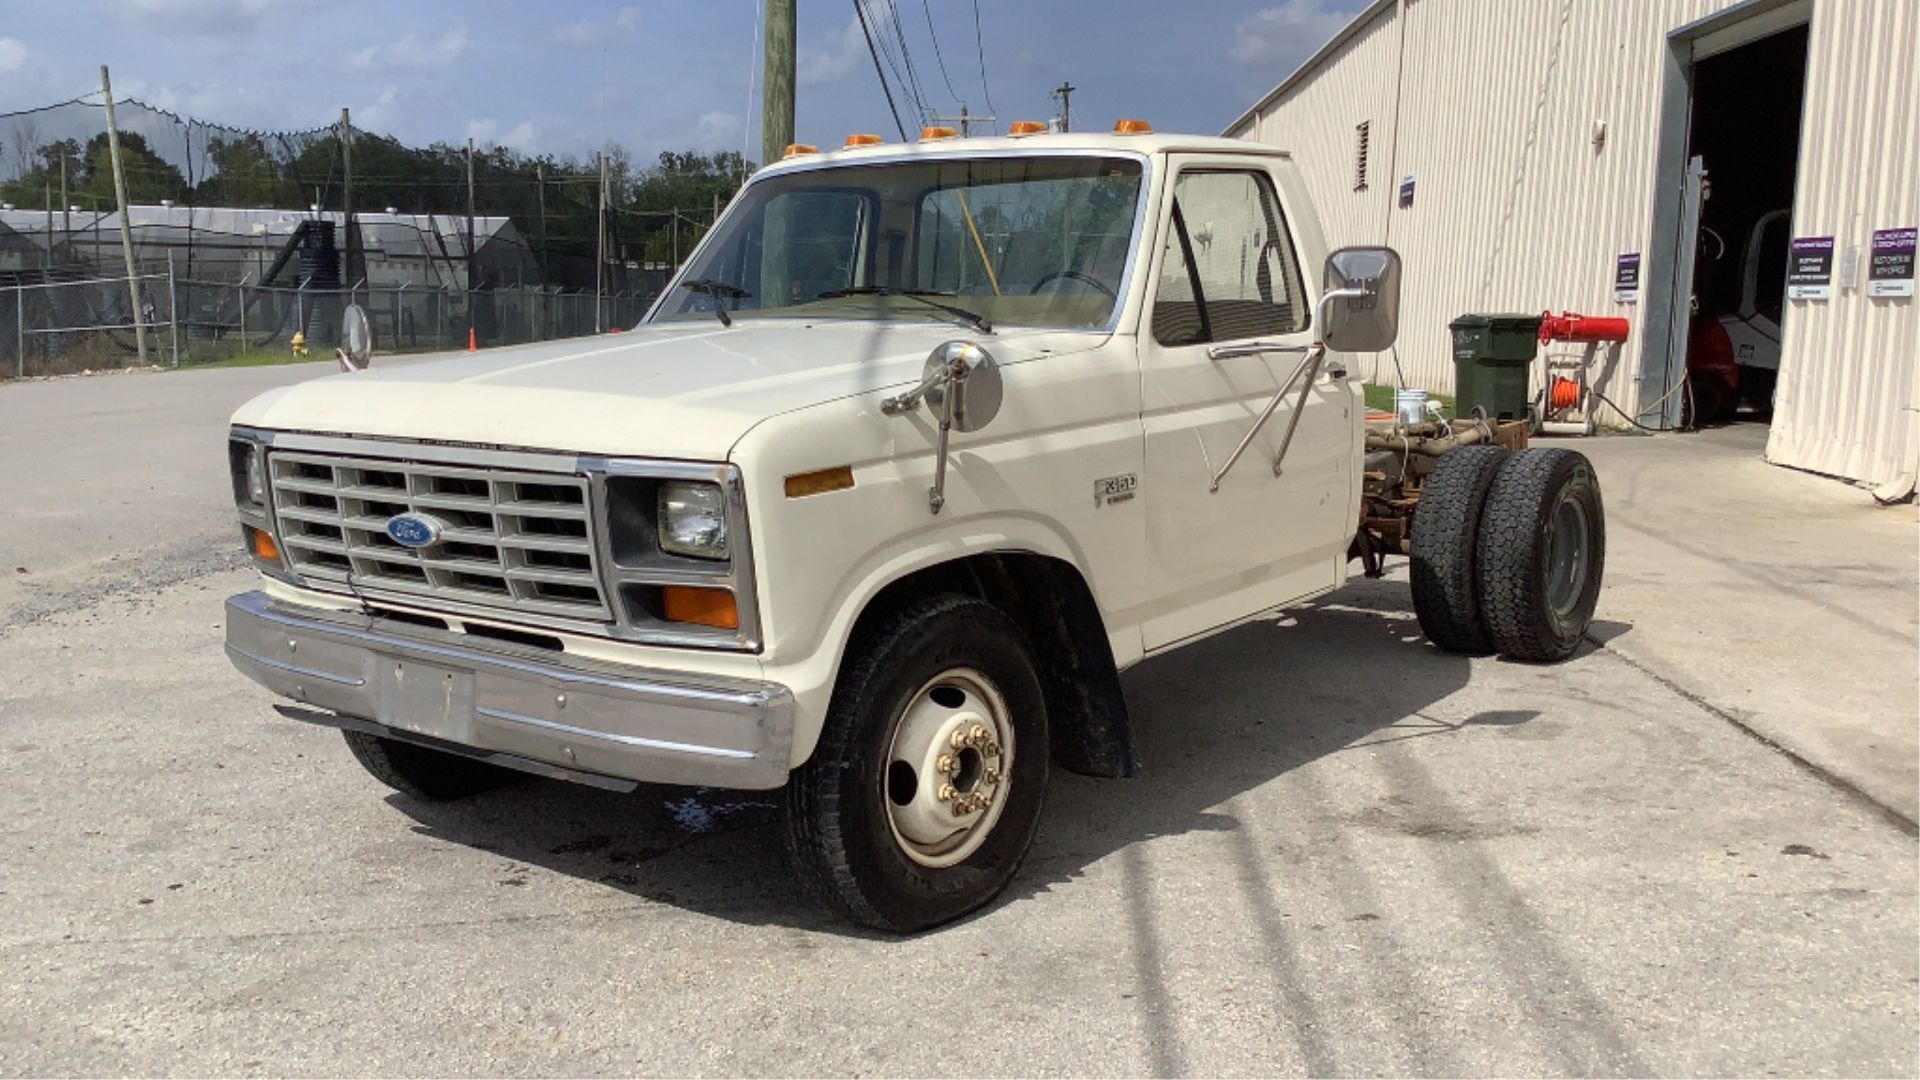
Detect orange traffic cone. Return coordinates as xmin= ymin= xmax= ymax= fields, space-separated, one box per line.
xmin=467 ymin=327 xmax=477 ymax=352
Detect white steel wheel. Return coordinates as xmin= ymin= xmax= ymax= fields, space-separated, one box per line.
xmin=883 ymin=668 xmax=1015 ymax=869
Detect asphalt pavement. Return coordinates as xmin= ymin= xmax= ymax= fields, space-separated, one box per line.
xmin=0 ymin=363 xmax=1914 ymax=1077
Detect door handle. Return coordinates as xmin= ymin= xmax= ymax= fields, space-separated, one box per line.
xmin=1207 ymin=341 xmax=1310 ymax=362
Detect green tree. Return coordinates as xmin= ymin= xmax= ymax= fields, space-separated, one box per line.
xmin=76 ymin=131 xmax=186 ymax=205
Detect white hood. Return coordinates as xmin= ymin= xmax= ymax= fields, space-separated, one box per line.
xmin=231 ymin=320 xmax=1099 ymax=460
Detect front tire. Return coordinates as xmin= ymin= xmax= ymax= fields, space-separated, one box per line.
xmin=1475 ymin=448 xmax=1606 ymax=661
xmin=340 ymin=730 xmax=520 ymax=800
xmin=785 ymin=594 xmax=1049 ymax=933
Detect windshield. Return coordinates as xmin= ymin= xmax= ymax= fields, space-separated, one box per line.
xmin=652 ymin=154 xmax=1144 ymax=331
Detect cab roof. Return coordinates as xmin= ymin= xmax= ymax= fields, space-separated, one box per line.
xmin=753 ymin=130 xmax=1289 ymax=176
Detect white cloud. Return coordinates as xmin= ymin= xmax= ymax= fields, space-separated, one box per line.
xmin=348 ymin=28 xmax=469 ymax=71
xmin=466 ymin=117 xmax=540 ymax=152
xmin=0 ymin=38 xmax=27 ymax=73
xmin=353 ymin=86 xmax=401 ymax=134
xmin=797 ymin=15 xmax=867 ymax=87
xmin=552 ymin=5 xmax=641 ymax=48
xmin=1229 ymin=0 xmax=1352 ymax=67
xmin=690 ymin=111 xmax=742 ymax=150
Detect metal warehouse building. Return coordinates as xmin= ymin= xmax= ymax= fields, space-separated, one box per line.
xmin=1227 ymin=0 xmax=1917 ymax=498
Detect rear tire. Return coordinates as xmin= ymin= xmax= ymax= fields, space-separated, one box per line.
xmin=785 ymin=594 xmax=1049 ymax=933
xmin=1475 ymin=448 xmax=1606 ymax=661
xmin=341 ymin=730 xmax=520 ymax=800
xmin=1410 ymin=445 xmax=1509 ymax=655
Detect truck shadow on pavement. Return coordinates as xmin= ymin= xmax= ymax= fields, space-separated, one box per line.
xmin=389 ymin=576 xmax=1603 ymax=937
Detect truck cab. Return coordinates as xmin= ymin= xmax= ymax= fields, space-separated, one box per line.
xmin=225 ymin=126 xmax=1603 ymax=930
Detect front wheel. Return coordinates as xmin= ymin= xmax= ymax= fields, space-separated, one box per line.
xmin=785 ymin=594 xmax=1049 ymax=932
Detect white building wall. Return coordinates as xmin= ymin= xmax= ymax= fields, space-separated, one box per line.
xmin=1228 ymin=0 xmax=1919 ymax=495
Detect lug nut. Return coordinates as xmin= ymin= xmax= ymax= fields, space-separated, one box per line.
xmin=937 ymin=782 xmax=958 ymax=802
xmin=936 ymin=753 xmax=957 ymax=775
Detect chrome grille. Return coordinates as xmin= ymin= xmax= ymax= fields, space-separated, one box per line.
xmin=267 ymin=450 xmax=612 ymax=623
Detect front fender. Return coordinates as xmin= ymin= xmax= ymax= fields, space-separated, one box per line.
xmin=755 ymin=507 xmax=1113 ymax=768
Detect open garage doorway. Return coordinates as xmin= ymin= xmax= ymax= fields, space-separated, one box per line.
xmin=1646 ymin=3 xmax=1812 ymax=430
xmin=1683 ymin=21 xmax=1809 ymax=426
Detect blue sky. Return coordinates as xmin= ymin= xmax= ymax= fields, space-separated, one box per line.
xmin=0 ymin=0 xmax=1366 ymax=165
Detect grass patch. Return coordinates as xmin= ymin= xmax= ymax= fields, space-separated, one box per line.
xmin=1364 ymin=383 xmax=1456 ymax=419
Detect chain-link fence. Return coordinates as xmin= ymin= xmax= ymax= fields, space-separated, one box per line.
xmin=2 ymin=270 xmax=660 ymax=378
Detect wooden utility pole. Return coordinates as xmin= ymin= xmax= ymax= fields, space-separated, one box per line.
xmin=932 ymin=103 xmax=996 ymax=136
xmin=1050 ymin=81 xmax=1076 ymax=132
xmin=58 ymin=151 xmax=69 ymax=239
xmin=340 ymin=107 xmax=354 ymax=296
xmin=465 ymin=136 xmax=476 ymax=343
xmin=100 ymin=65 xmax=148 ymax=364
xmin=594 ymin=152 xmax=608 ymax=332
xmin=535 ymin=161 xmax=549 ymax=286
xmin=761 ymin=0 xmax=795 ymax=161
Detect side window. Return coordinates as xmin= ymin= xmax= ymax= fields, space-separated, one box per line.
xmin=1152 ymin=170 xmax=1308 ymax=346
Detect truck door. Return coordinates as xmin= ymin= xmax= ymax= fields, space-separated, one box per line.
xmin=1136 ymin=157 xmax=1354 ymax=651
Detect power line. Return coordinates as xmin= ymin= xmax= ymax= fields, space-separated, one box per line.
xmin=853 ymin=0 xmax=909 ymax=140
xmin=921 ymin=0 xmax=964 ymax=109
xmin=862 ymin=1 xmax=921 ymax=126
xmin=883 ymin=0 xmax=930 ymax=122
xmin=972 ymin=0 xmax=996 ymax=120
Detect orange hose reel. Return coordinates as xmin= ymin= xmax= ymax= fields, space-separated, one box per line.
xmin=1548 ymin=376 xmax=1583 ymax=411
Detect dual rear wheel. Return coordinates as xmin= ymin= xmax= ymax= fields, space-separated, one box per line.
xmin=1411 ymin=446 xmax=1605 ymax=661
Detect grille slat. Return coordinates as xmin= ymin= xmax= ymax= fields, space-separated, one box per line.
xmin=269 ymin=450 xmax=611 ymax=623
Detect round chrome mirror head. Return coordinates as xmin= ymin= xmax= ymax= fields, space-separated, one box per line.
xmin=338 ymin=303 xmax=372 ymax=372
xmin=922 ymin=341 xmax=1003 ymax=433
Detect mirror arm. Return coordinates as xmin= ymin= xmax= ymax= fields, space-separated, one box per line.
xmin=928 ymin=366 xmax=959 ymax=514
xmin=882 ymin=365 xmax=950 ymax=415
xmin=1313 ymin=285 xmax=1372 ymax=332
xmin=1209 ymin=344 xmax=1325 ymax=493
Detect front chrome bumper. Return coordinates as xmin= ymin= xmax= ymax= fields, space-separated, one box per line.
xmin=224 ymin=591 xmax=795 ymax=790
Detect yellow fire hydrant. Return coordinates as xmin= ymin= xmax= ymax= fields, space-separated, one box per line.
xmin=291 ymin=331 xmax=309 ymax=358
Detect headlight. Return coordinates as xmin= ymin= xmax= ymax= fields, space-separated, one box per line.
xmin=229 ymin=437 xmax=266 ymax=509
xmin=657 ymin=480 xmax=729 ymax=560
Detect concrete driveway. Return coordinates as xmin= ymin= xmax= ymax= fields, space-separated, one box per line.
xmin=1 ymin=365 xmax=1914 ymax=1077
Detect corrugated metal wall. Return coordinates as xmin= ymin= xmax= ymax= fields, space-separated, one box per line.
xmin=1765 ymin=0 xmax=1918 ymax=494
xmin=1229 ymin=0 xmax=1919 ymax=494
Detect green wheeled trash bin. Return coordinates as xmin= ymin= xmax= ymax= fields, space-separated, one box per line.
xmin=1449 ymin=313 xmax=1542 ymax=422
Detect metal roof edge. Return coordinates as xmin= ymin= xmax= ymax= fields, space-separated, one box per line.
xmin=1220 ymin=0 xmax=1399 ymax=137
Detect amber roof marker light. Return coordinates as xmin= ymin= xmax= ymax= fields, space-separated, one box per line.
xmin=1008 ymin=120 xmax=1048 ymax=136
xmin=844 ymin=133 xmax=885 ymax=147
xmin=919 ymin=126 xmax=959 ymax=141
xmin=1113 ymin=118 xmax=1153 ymax=135
xmin=782 ymin=143 xmax=819 ymax=159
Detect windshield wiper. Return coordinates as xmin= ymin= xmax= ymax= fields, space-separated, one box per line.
xmin=680 ymin=279 xmax=750 ymax=327
xmin=816 ymin=286 xmax=994 ymax=335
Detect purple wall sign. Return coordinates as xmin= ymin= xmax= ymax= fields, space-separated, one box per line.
xmin=1786 ymin=236 xmax=1834 ymax=300
xmin=1613 ymin=252 xmax=1641 ymax=303
xmin=1868 ymin=227 xmax=1916 ymax=298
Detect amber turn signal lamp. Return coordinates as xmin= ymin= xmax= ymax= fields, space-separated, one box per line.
xmin=1008 ymin=120 xmax=1047 ymax=135
xmin=782 ymin=143 xmax=819 ymax=158
xmin=919 ymin=125 xmax=959 ymax=140
xmin=246 ymin=525 xmax=281 ymax=562
xmin=784 ymin=465 xmax=856 ymax=499
xmin=844 ymin=133 xmax=885 ymax=147
xmin=661 ymin=586 xmax=739 ymax=630
xmin=1112 ymin=118 xmax=1153 ymax=134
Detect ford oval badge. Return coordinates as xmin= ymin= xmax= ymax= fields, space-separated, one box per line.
xmin=384 ymin=512 xmax=444 ymax=549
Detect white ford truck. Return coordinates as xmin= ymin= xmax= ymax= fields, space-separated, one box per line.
xmin=225 ymin=127 xmax=1605 ymax=931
